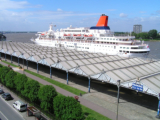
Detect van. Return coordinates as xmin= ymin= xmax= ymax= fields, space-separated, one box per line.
xmin=13 ymin=100 xmax=27 ymax=112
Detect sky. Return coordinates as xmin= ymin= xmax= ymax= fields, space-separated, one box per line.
xmin=0 ymin=0 xmax=160 ymax=32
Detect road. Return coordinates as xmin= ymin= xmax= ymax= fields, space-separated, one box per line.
xmin=0 ymin=97 xmax=24 ymax=120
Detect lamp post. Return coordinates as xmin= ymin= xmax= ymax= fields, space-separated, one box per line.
xmin=156 ymin=93 xmax=160 ymax=119
xmin=22 ymin=53 xmax=24 ymax=74
xmin=116 ymin=80 xmax=121 ymax=120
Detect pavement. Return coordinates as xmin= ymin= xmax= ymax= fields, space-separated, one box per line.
xmin=0 ymin=61 xmax=128 ymax=120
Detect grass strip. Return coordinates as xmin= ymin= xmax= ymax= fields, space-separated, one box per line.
xmin=2 ymin=60 xmax=19 ymax=67
xmin=1 ymin=60 xmax=86 ymax=95
xmin=25 ymin=69 xmax=86 ymax=95
xmin=81 ymin=105 xmax=111 ymax=120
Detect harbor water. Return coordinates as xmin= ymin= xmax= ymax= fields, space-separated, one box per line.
xmin=4 ymin=33 xmax=160 ymax=59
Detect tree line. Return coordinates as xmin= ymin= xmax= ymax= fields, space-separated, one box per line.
xmin=132 ymin=29 xmax=160 ymax=39
xmin=0 ymin=65 xmax=95 ymax=120
xmin=115 ymin=29 xmax=160 ymax=40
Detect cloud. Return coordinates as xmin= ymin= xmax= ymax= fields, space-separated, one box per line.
xmin=0 ymin=0 xmax=28 ymax=10
xmin=57 ymin=8 xmax=62 ymax=12
xmin=119 ymin=13 xmax=128 ymax=18
xmin=0 ymin=0 xmax=41 ymax=10
xmin=156 ymin=10 xmax=160 ymax=14
xmin=140 ymin=11 xmax=146 ymax=13
xmin=107 ymin=9 xmax=116 ymax=11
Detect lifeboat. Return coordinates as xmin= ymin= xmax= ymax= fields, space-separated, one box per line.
xmin=84 ymin=34 xmax=93 ymax=37
xmin=64 ymin=34 xmax=67 ymax=36
xmin=88 ymin=34 xmax=93 ymax=37
xmin=77 ymin=34 xmax=81 ymax=36
xmin=67 ymin=34 xmax=71 ymax=36
xmin=41 ymin=32 xmax=47 ymax=35
xmin=73 ymin=34 xmax=77 ymax=36
xmin=84 ymin=35 xmax=88 ymax=37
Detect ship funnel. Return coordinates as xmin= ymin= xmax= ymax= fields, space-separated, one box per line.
xmin=90 ymin=14 xmax=110 ymax=30
xmin=96 ymin=14 xmax=108 ymax=27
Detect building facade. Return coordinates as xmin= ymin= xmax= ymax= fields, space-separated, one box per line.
xmin=133 ymin=25 xmax=142 ymax=33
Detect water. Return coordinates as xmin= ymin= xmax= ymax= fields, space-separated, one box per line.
xmin=4 ymin=33 xmax=160 ymax=59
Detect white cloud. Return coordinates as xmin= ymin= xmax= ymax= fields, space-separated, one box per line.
xmin=119 ymin=13 xmax=128 ymax=17
xmin=107 ymin=9 xmax=116 ymax=11
xmin=0 ymin=0 xmax=42 ymax=10
xmin=57 ymin=8 xmax=62 ymax=12
xmin=140 ymin=11 xmax=146 ymax=13
xmin=0 ymin=0 xmax=28 ymax=10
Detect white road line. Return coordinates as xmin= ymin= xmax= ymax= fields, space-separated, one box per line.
xmin=0 ymin=111 xmax=8 ymax=120
xmin=0 ymin=96 xmax=25 ymax=120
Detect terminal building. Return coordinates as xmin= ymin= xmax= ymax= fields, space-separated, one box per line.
xmin=133 ymin=25 xmax=142 ymax=33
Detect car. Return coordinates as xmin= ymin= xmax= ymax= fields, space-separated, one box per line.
xmin=13 ymin=100 xmax=27 ymax=112
xmin=1 ymin=93 xmax=13 ymax=100
xmin=0 ymin=89 xmax=4 ymax=94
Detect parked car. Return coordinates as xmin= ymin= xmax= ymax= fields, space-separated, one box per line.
xmin=1 ymin=93 xmax=13 ymax=100
xmin=13 ymin=100 xmax=27 ymax=112
xmin=0 ymin=89 xmax=4 ymax=94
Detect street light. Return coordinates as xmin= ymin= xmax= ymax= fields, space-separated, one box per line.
xmin=116 ymin=80 xmax=121 ymax=120
xmin=22 ymin=53 xmax=24 ymax=74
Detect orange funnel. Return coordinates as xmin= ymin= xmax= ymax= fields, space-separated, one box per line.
xmin=96 ymin=14 xmax=108 ymax=27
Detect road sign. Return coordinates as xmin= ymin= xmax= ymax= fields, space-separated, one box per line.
xmin=132 ymin=83 xmax=143 ymax=92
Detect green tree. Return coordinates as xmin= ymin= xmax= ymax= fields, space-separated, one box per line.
xmin=139 ymin=32 xmax=149 ymax=39
xmin=148 ymin=29 xmax=157 ymax=39
xmin=0 ymin=66 xmax=10 ymax=85
xmin=38 ymin=85 xmax=57 ymax=112
xmin=14 ymin=74 xmax=28 ymax=93
xmin=22 ymin=80 xmax=40 ymax=102
xmin=5 ymin=70 xmax=17 ymax=89
xmin=53 ymin=96 xmax=84 ymax=120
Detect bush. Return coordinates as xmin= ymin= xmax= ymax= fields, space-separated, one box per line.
xmin=14 ymin=74 xmax=28 ymax=93
xmin=0 ymin=64 xmax=3 ymax=68
xmin=22 ymin=80 xmax=40 ymax=102
xmin=53 ymin=96 xmax=84 ymax=120
xmin=38 ymin=85 xmax=57 ymax=112
xmin=0 ymin=66 xmax=10 ymax=85
xmin=5 ymin=70 xmax=17 ymax=89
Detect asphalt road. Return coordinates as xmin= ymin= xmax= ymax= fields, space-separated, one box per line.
xmin=0 ymin=97 xmax=24 ymax=120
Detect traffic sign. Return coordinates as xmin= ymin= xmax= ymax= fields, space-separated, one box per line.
xmin=132 ymin=83 xmax=143 ymax=92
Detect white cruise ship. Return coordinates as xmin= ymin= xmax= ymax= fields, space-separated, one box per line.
xmin=31 ymin=14 xmax=150 ymax=57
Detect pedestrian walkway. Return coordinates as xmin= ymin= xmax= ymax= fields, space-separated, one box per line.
xmin=0 ymin=61 xmax=128 ymax=120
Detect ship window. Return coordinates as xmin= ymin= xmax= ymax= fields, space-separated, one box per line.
xmin=107 ymin=38 xmax=109 ymax=40
xmin=120 ymin=47 xmax=122 ymax=49
xmin=110 ymin=38 xmax=112 ymax=40
xmin=127 ymin=47 xmax=129 ymax=49
xmin=116 ymin=39 xmax=118 ymax=40
xmin=119 ymin=39 xmax=121 ymax=41
xmin=104 ymin=38 xmax=106 ymax=40
xmin=82 ymin=30 xmax=85 ymax=32
xmin=101 ymin=38 xmax=103 ymax=40
xmin=123 ymin=47 xmax=125 ymax=49
xmin=119 ymin=50 xmax=122 ymax=52
xmin=113 ymin=39 xmax=115 ymax=40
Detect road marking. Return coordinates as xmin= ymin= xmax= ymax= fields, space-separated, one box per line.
xmin=0 ymin=96 xmax=25 ymax=120
xmin=0 ymin=111 xmax=8 ymax=120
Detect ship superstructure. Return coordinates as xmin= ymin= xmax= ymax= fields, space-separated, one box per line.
xmin=31 ymin=14 xmax=150 ymax=57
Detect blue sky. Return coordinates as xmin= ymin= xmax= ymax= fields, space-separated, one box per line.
xmin=0 ymin=0 xmax=160 ymax=32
